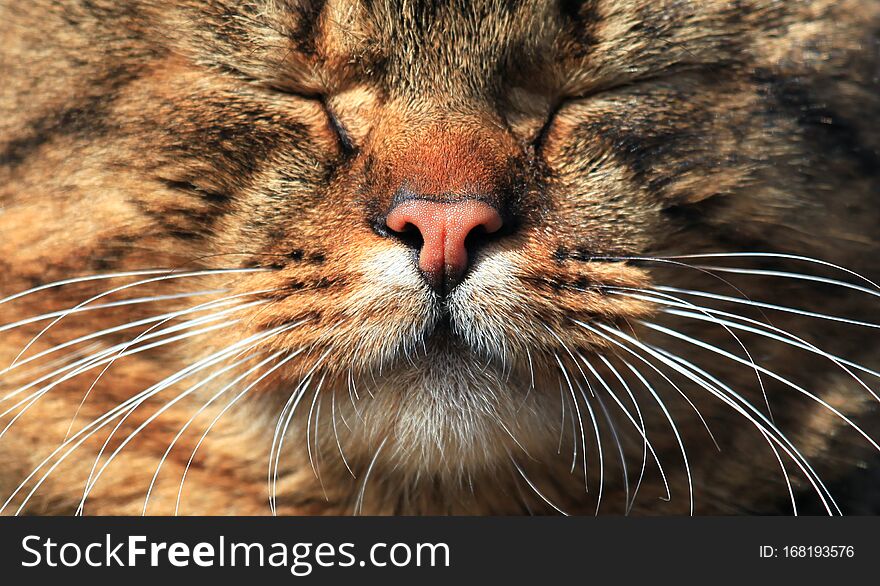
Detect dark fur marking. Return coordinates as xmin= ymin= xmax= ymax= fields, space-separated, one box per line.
xmin=574 ymin=92 xmax=716 ymax=195
xmin=559 ymin=0 xmax=601 ymax=57
xmin=133 ymin=201 xmax=223 ymax=242
xmin=553 ymin=245 xmax=569 ymax=263
xmin=261 ymin=277 xmax=342 ymax=298
xmin=753 ymin=68 xmax=880 ymax=178
xmin=553 ymin=246 xmax=632 ymax=264
xmin=290 ymin=0 xmax=328 ymax=55
xmin=158 ymin=178 xmax=232 ymax=205
xmin=0 ymin=68 xmax=141 ymax=170
xmin=520 ymin=274 xmax=606 ymax=295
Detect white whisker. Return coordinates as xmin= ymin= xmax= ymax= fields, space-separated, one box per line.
xmin=655 ymin=286 xmax=880 ymax=329
xmin=1 ymin=323 xmax=296 ymax=515
xmin=639 ymin=320 xmax=880 ymax=454
xmin=582 ymin=355 xmax=671 ymax=514
xmin=573 ymin=378 xmax=604 ymax=515
xmin=10 ymin=267 xmax=265 ymax=367
xmin=607 ymin=287 xmax=772 ymax=419
xmin=140 ymin=353 xmax=261 ymax=515
xmin=655 ymin=253 xmax=880 ymax=291
xmin=306 ymin=374 xmax=328 ymax=497
xmin=0 ymin=320 xmax=240 ymax=432
xmin=617 ymin=358 xmax=678 ymax=507
xmin=354 ymin=437 xmax=388 ymax=515
xmin=175 ymin=350 xmax=303 ymax=516
xmin=0 ymin=290 xmax=226 ymax=335
xmin=0 ymin=293 xmax=239 ymax=376
xmin=509 ymin=453 xmax=569 ymax=516
xmin=67 ymin=297 xmax=270 ymax=437
xmin=0 ymin=270 xmax=190 ymax=306
xmin=269 ymin=349 xmax=331 ymax=515
xmin=588 ymin=322 xmax=836 ymax=515
xmin=554 ymin=354 xmax=587 ymax=487
xmin=597 ymin=355 xmax=650 ymax=513
xmin=658 ymin=305 xmax=880 ymax=400
xmin=690 ymin=265 xmax=880 ymax=299
xmin=331 ymin=390 xmax=355 ymax=478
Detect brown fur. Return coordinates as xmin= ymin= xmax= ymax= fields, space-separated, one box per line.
xmin=1 ymin=0 xmax=879 ymax=515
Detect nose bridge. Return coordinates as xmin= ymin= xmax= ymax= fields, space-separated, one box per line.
xmin=380 ymin=114 xmax=519 ymax=204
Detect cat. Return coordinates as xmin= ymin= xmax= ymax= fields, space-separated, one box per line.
xmin=1 ymin=0 xmax=879 ymax=515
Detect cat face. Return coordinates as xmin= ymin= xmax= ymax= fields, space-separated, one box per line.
xmin=2 ymin=0 xmax=879 ymax=513
xmin=144 ymin=0 xmax=680 ymax=473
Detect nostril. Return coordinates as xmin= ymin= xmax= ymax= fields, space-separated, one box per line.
xmin=386 ymin=221 xmax=424 ymax=252
xmin=463 ymin=222 xmax=497 ymax=256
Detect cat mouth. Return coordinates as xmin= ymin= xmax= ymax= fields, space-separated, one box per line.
xmin=428 ymin=308 xmax=454 ymax=336
xmin=418 ymin=305 xmax=477 ymax=357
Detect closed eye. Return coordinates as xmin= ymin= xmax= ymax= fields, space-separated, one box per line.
xmin=322 ymin=100 xmax=357 ymax=155
xmin=254 ymin=79 xmax=357 ymax=156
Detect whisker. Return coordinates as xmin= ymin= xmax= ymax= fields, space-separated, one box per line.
xmin=497 ymin=418 xmax=533 ymax=460
xmin=1 ymin=323 xmax=296 ymax=515
xmin=10 ymin=268 xmax=266 ymax=367
xmin=557 ymin=381 xmax=567 ymax=455
xmin=616 ymin=358 xmax=678 ymax=507
xmin=509 ymin=453 xmax=569 ymax=516
xmin=554 ymin=354 xmax=588 ymax=488
xmin=66 ymin=298 xmax=268 ymax=438
xmin=574 ymin=320 xmax=720 ymax=451
xmin=331 ymin=390 xmax=355 ymax=478
xmin=582 ymin=355 xmax=672 ymax=514
xmin=140 ymin=352 xmax=262 ymax=515
xmin=175 ymin=349 xmax=304 ymax=516
xmin=639 ymin=320 xmax=880 ymax=454
xmin=81 ymin=331 xmax=300 ymax=514
xmin=1 ymin=315 xmax=236 ymax=407
xmin=689 ymin=265 xmax=880 ymax=299
xmin=573 ymin=378 xmax=604 ymax=515
xmin=589 ymin=322 xmax=836 ymax=515
xmin=0 ymin=270 xmax=189 ymax=306
xmin=83 ymin=350 xmax=282 ymax=515
xmin=607 ymin=287 xmax=772 ymax=419
xmin=0 ymin=320 xmax=240 ymax=431
xmin=585 ymin=255 xmax=764 ymax=311
xmin=597 ymin=355 xmax=650 ymax=513
xmin=66 ymin=293 xmax=275 ymax=437
xmin=0 ymin=290 xmax=226 ymax=334
xmin=658 ymin=305 xmax=880 ymax=400
xmin=0 ymin=293 xmax=238 ymax=376
xmin=306 ymin=374 xmax=329 ymax=498
xmin=653 ymin=252 xmax=880 ymax=291
xmin=268 ymin=373 xmax=315 ymax=516
xmin=2 ymin=292 xmax=272 ymax=409
xmin=655 ymin=286 xmax=880 ymax=329
xmin=593 ymin=382 xmax=629 ymax=513
xmin=354 ymin=437 xmax=388 ymax=515
xmin=141 ymin=322 xmax=306 ymax=514
xmin=650 ymin=346 xmax=807 ymax=516
xmin=269 ymin=349 xmax=331 ymax=515
xmin=614 ymin=287 xmax=880 ymax=392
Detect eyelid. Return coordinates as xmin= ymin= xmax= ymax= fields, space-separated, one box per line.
xmin=322 ymin=101 xmax=357 ymax=154
xmin=531 ymin=100 xmax=565 ymax=153
xmin=257 ymin=82 xmax=356 ymax=153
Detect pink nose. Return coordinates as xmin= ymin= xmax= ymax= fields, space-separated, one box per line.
xmin=385 ymin=199 xmax=504 ymax=292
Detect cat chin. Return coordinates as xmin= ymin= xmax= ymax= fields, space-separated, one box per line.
xmin=323 ymin=345 xmax=566 ymax=479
